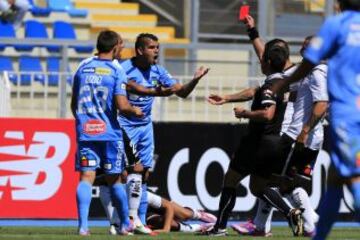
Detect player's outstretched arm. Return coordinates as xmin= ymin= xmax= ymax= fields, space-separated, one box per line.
xmin=208 ymin=87 xmax=258 ymax=105
xmin=234 ymin=105 xmax=276 ymax=122
xmin=271 ymin=59 xmax=315 ymax=94
xmin=127 ymin=80 xmax=174 ymax=97
xmin=174 ymin=66 xmax=210 ymax=98
xmin=243 ymin=15 xmax=265 ymax=61
xmin=115 ymin=95 xmax=144 ymax=118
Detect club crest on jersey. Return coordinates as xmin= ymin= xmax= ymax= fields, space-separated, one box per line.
xmin=151 ymin=77 xmax=158 ymax=86
xmin=95 ymin=67 xmax=111 ymax=75
xmin=79 ymin=148 xmax=98 ymax=167
xmin=82 ymin=67 xmax=95 ymax=73
xmin=83 ymin=119 xmax=106 ymax=135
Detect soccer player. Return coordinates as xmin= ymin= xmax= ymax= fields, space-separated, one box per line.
xmin=98 ymin=185 xmax=216 ymax=234
xmin=119 ymin=33 xmax=209 ymax=234
xmin=205 ymin=39 xmax=303 ymax=236
xmin=270 ymin=1 xmax=360 ymax=239
xmin=232 ymin=36 xmax=328 ymax=237
xmin=70 ymin=30 xmax=143 ymax=235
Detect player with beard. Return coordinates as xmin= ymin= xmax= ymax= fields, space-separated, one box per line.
xmin=118 ymin=33 xmax=209 ymax=234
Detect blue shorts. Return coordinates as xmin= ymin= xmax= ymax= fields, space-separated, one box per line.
xmin=122 ymin=122 xmax=154 ymax=169
xmin=75 ymin=140 xmax=126 ymax=174
xmin=330 ymin=119 xmax=360 ymax=178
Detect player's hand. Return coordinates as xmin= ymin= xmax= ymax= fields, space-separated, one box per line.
xmin=133 ymin=106 xmax=144 ymax=118
xmin=234 ymin=107 xmax=247 ymax=119
xmin=243 ymin=15 xmax=255 ymax=29
xmin=193 ymin=66 xmax=210 ymax=81
xmin=207 ymin=94 xmax=227 ymax=105
xmin=296 ymin=129 xmax=308 ymax=149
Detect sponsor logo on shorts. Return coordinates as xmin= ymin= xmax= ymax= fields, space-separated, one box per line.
xmin=80 ymin=156 xmax=97 ymax=167
xmin=104 ymin=163 xmax=112 ymax=170
xmin=95 ymin=68 xmax=111 ymax=75
xmin=83 ymin=119 xmax=106 ymax=135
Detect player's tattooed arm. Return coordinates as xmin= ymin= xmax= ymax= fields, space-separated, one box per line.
xmin=207 ymin=87 xmax=258 ymax=105
xmin=126 ymin=80 xmax=173 ymax=97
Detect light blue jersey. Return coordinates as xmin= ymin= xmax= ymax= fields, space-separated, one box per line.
xmin=118 ymin=58 xmax=177 ymax=126
xmin=305 ymin=11 xmax=360 ymax=121
xmin=72 ymin=57 xmax=128 ymax=141
xmin=305 ymin=10 xmax=360 ymax=177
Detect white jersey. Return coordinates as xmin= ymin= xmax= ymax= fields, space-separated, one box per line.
xmin=147 ymin=191 xmax=162 ymax=209
xmin=284 ymin=64 xmax=328 ymax=150
xmin=281 ymin=65 xmax=298 ymax=134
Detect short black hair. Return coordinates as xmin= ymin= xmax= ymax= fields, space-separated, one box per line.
xmin=135 ymin=33 xmax=158 ymax=50
xmin=338 ymin=0 xmax=360 ymax=11
xmin=96 ymin=30 xmax=119 ymax=54
xmin=264 ymin=45 xmax=289 ymax=72
xmin=263 ymin=38 xmax=290 ymax=61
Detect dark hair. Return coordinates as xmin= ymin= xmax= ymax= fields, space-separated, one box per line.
xmin=135 ymin=33 xmax=158 ymax=50
xmin=338 ymin=0 xmax=360 ymax=11
xmin=96 ymin=30 xmax=119 ymax=53
xmin=265 ymin=45 xmax=288 ymax=72
xmin=263 ymin=38 xmax=289 ymax=64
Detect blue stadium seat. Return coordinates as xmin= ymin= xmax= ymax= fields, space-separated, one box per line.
xmin=19 ymin=56 xmax=45 ymax=85
xmin=15 ymin=20 xmax=50 ymax=51
xmin=46 ymin=57 xmax=72 ymax=86
xmin=47 ymin=0 xmax=88 ymax=17
xmin=47 ymin=21 xmax=93 ymax=53
xmin=0 ymin=56 xmax=18 ymax=84
xmin=0 ymin=22 xmax=16 ymax=51
xmin=28 ymin=0 xmax=51 ymax=16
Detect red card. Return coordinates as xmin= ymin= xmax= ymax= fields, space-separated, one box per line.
xmin=239 ymin=5 xmax=250 ymax=21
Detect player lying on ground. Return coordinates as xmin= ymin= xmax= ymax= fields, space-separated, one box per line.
xmin=97 ymin=183 xmax=216 ymax=234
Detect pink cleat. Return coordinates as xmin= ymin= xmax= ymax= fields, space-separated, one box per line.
xmin=198 ymin=210 xmax=217 ymax=223
xmin=231 ymin=220 xmax=272 ymax=237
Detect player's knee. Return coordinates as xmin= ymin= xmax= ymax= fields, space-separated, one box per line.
xmin=127 ymin=173 xmax=142 ymax=198
xmin=249 ymin=176 xmax=266 ymax=197
xmin=223 ymin=168 xmax=243 ymax=188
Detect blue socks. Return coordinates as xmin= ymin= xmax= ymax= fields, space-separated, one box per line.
xmin=313 ymin=186 xmax=343 ymax=240
xmin=138 ymin=184 xmax=148 ymax=225
xmin=111 ymin=183 xmax=130 ymax=227
xmin=76 ymin=181 xmax=92 ymax=231
xmin=350 ymin=181 xmax=360 ymax=220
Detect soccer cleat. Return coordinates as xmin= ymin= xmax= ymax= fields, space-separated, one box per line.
xmin=198 ymin=210 xmax=217 ymax=223
xmin=231 ymin=220 xmax=272 ymax=237
xmin=78 ymin=228 xmax=90 ymax=236
xmin=303 ymin=230 xmax=315 ymax=237
xmin=134 ymin=223 xmax=154 ymax=235
xmin=200 ymin=225 xmax=227 ymax=236
xmin=109 ymin=224 xmax=118 ymax=235
xmin=287 ymin=208 xmax=304 ymax=236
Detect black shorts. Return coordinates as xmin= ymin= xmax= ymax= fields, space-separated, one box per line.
xmin=285 ymin=143 xmax=319 ymax=177
xmin=230 ymin=134 xmax=286 ymax=177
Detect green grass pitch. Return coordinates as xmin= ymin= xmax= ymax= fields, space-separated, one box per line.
xmin=0 ymin=227 xmax=359 ymax=240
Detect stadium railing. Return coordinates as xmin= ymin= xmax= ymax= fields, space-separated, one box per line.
xmin=0 ymin=71 xmax=11 ymax=117
xmin=0 ymin=37 xmax=302 ymax=122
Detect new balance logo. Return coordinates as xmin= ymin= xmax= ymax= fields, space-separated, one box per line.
xmin=0 ymin=131 xmax=71 ymax=200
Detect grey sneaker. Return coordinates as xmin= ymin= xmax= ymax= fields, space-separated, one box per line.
xmin=287 ymin=208 xmax=304 ymax=236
